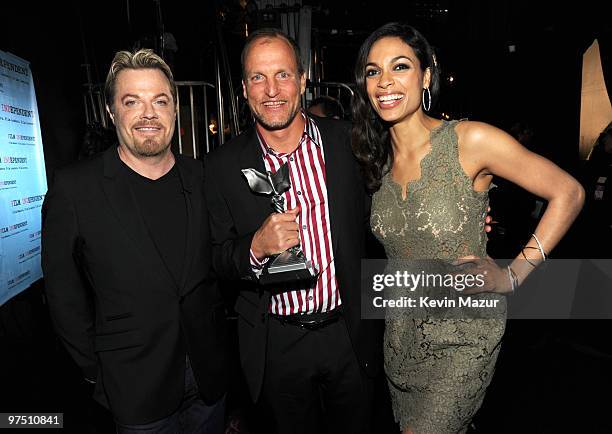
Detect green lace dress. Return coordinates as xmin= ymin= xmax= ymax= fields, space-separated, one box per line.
xmin=371 ymin=120 xmax=506 ymax=433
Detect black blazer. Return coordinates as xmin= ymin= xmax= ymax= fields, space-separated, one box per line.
xmin=41 ymin=147 xmax=228 ymax=425
xmin=204 ymin=115 xmax=382 ymax=401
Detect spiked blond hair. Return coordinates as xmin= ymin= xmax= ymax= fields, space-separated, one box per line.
xmin=104 ymin=49 xmax=176 ymax=112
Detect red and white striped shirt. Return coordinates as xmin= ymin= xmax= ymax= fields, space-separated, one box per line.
xmin=250 ymin=113 xmax=341 ymax=315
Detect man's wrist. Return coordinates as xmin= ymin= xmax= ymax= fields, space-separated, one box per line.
xmin=250 ymin=236 xmax=266 ymax=263
xmin=249 ymin=248 xmax=269 ymax=268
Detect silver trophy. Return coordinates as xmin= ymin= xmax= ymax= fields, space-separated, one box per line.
xmin=242 ymin=163 xmax=318 ymax=285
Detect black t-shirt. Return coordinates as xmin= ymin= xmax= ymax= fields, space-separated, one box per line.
xmin=124 ymin=163 xmax=187 ymax=285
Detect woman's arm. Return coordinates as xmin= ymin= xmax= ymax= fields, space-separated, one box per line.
xmin=457 ymin=121 xmax=585 ymax=291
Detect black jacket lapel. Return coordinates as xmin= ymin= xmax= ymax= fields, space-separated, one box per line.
xmin=176 ymin=158 xmax=197 ymax=295
xmin=239 ymin=129 xmax=274 ymax=223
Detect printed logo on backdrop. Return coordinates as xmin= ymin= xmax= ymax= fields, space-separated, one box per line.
xmin=1 ymin=104 xmax=33 ymax=117
xmin=0 ymin=220 xmax=28 ymax=239
xmin=9 ymin=194 xmax=45 ymax=214
xmin=6 ymin=270 xmax=31 ymax=290
xmin=17 ymin=245 xmax=40 ymax=263
xmin=0 ymin=103 xmax=35 ymax=125
xmin=28 ymin=229 xmax=41 ymax=241
xmin=0 ymin=179 xmax=18 ymax=191
xmin=0 ymin=155 xmax=30 ymax=176
xmin=2 ymin=156 xmax=28 ymax=165
xmin=0 ymin=50 xmax=47 ymax=306
xmin=8 ymin=133 xmax=36 ymax=146
xmin=0 ymin=58 xmax=29 ymax=76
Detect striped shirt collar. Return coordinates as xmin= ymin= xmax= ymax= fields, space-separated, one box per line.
xmin=255 ymin=110 xmax=321 ymax=157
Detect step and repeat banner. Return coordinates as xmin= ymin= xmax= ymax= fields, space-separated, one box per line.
xmin=0 ymin=50 xmax=47 ymax=306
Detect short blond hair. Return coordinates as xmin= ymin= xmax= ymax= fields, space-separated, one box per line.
xmin=104 ymin=49 xmax=176 ymax=111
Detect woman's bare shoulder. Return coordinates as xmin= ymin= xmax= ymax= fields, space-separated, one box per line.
xmin=454 ymin=120 xmax=507 ymax=144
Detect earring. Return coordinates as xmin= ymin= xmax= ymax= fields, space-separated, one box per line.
xmin=422 ymin=88 xmax=431 ymax=112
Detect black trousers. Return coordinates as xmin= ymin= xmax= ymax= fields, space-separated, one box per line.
xmin=262 ymin=315 xmax=372 ymax=434
xmin=115 ymin=356 xmax=225 ymax=434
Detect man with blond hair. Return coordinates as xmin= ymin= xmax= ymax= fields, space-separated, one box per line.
xmin=42 ymin=49 xmax=227 ymax=433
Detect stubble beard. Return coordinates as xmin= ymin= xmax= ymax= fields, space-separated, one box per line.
xmin=251 ymin=103 xmax=301 ymax=131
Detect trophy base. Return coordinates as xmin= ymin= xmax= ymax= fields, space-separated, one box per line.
xmin=259 ymin=251 xmax=318 ymax=286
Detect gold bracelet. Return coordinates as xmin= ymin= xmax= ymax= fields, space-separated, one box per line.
xmin=521 ymin=249 xmax=538 ymax=268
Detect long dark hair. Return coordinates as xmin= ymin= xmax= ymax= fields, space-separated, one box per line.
xmin=352 ymin=23 xmax=440 ymax=193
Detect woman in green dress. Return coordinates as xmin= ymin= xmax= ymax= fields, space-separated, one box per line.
xmin=351 ymin=23 xmax=584 ymax=434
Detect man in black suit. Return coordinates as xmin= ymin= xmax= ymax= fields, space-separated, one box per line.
xmin=204 ymin=29 xmax=382 ymax=433
xmin=42 ymin=49 xmax=227 ymax=433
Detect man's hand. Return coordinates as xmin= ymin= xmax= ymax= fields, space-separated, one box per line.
xmin=251 ymin=207 xmax=300 ymax=260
